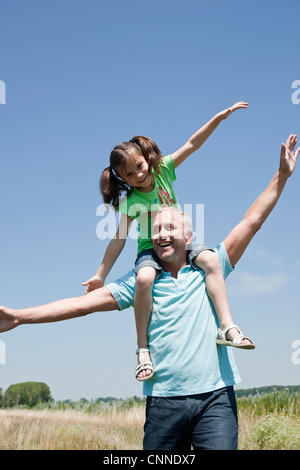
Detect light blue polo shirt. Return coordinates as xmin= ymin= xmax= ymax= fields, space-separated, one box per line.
xmin=106 ymin=242 xmax=241 ymax=396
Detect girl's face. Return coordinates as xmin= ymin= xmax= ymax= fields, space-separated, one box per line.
xmin=116 ymin=152 xmax=154 ymax=192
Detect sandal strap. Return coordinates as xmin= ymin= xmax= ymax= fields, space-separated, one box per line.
xmin=217 ymin=324 xmax=253 ymax=345
xmin=232 ymin=334 xmax=250 ymax=345
xmin=136 ymin=348 xmax=150 ymax=364
xmin=135 ymin=348 xmax=154 ymax=380
xmin=136 ymin=348 xmax=150 ymax=354
xmin=217 ymin=324 xmax=240 ymax=341
xmin=136 ymin=362 xmax=154 ymax=374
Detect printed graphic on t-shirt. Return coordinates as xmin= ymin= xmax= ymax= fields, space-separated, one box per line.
xmin=158 ymin=186 xmax=176 ymax=206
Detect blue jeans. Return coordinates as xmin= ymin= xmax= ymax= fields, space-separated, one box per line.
xmin=143 ymin=386 xmax=238 ymax=450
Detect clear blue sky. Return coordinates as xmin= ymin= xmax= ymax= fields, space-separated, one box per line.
xmin=0 ymin=0 xmax=299 ymax=400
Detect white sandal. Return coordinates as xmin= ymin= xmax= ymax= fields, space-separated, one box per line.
xmin=135 ymin=348 xmax=154 ymax=381
xmin=216 ymin=324 xmax=255 ymax=349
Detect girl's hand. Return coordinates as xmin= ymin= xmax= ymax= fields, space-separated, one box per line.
xmin=82 ymin=275 xmax=105 ymax=294
xmin=220 ymin=101 xmax=248 ymax=120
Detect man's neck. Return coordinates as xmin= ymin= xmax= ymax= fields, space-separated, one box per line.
xmin=160 ymin=257 xmax=188 ymax=278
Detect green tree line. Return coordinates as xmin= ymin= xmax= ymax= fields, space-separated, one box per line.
xmin=234 ymin=385 xmax=300 ymax=398
xmin=0 ymin=382 xmax=299 ymax=408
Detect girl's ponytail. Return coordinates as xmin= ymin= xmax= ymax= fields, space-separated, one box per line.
xmin=100 ymin=166 xmax=113 ymax=205
xmin=100 ymin=165 xmax=131 ymax=208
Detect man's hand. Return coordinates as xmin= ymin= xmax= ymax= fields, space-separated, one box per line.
xmin=0 ymin=307 xmax=20 ymax=333
xmin=220 ymin=101 xmax=248 ymax=120
xmin=224 ymin=134 xmax=299 ymax=268
xmin=279 ymin=134 xmax=300 ymax=178
xmin=82 ymin=275 xmax=104 ymax=294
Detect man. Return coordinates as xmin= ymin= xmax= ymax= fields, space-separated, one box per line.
xmin=0 ymin=135 xmax=299 ymax=449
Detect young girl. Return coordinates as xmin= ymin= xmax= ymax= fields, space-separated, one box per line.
xmin=82 ymin=101 xmax=255 ymax=381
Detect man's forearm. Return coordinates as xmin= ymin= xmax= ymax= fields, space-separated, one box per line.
xmin=244 ymin=169 xmax=288 ymax=230
xmin=224 ymin=169 xmax=289 ymax=267
xmin=17 ymin=287 xmax=118 ymax=326
xmin=18 ymin=296 xmax=90 ymax=325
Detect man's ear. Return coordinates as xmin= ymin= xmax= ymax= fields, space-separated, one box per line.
xmin=185 ymin=230 xmax=194 ymax=246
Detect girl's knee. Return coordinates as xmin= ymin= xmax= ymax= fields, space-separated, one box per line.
xmin=195 ymin=250 xmax=220 ymax=273
xmin=136 ymin=267 xmax=156 ymax=291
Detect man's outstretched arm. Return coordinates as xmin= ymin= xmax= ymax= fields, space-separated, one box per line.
xmin=224 ymin=134 xmax=299 ymax=267
xmin=0 ymin=286 xmax=119 ymax=333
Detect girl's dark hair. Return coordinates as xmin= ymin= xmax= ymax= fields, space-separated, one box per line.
xmin=100 ymin=136 xmax=163 ymax=208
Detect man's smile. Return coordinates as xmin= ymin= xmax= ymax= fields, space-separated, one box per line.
xmin=158 ymin=241 xmax=172 ymax=247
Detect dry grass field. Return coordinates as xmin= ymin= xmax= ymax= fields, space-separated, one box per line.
xmin=0 ymin=406 xmax=144 ymax=450
xmin=0 ymin=392 xmax=299 ymax=450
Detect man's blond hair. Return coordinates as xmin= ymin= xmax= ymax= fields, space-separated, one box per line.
xmin=155 ymin=206 xmax=193 ymax=239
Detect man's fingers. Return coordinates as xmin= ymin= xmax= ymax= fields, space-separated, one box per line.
xmin=281 ymin=143 xmax=286 ymax=157
xmin=286 ymin=134 xmax=297 ymax=151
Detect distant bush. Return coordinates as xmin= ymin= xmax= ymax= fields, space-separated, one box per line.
xmin=3 ymin=382 xmax=53 ymax=408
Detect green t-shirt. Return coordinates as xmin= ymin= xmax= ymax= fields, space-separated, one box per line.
xmin=117 ymin=155 xmax=178 ymax=254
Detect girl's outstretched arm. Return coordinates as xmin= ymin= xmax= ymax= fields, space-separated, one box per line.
xmin=82 ymin=213 xmax=132 ymax=293
xmin=171 ymin=101 xmax=248 ymax=168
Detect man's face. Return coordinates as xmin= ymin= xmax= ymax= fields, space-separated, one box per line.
xmin=152 ymin=209 xmax=192 ymax=264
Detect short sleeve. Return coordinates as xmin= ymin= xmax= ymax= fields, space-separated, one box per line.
xmin=214 ymin=242 xmax=235 ymax=280
xmin=162 ymin=155 xmax=177 ymax=182
xmin=105 ymin=269 xmax=136 ymax=310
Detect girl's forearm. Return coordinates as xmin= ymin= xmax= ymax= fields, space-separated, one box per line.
xmin=172 ymin=102 xmax=247 ymax=168
xmin=96 ymin=237 xmax=126 ymax=279
xmin=188 ymin=112 xmax=223 ymax=151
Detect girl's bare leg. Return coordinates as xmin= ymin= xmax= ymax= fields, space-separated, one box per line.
xmin=134 ymin=266 xmax=156 ymax=379
xmin=194 ymin=251 xmax=251 ymax=345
